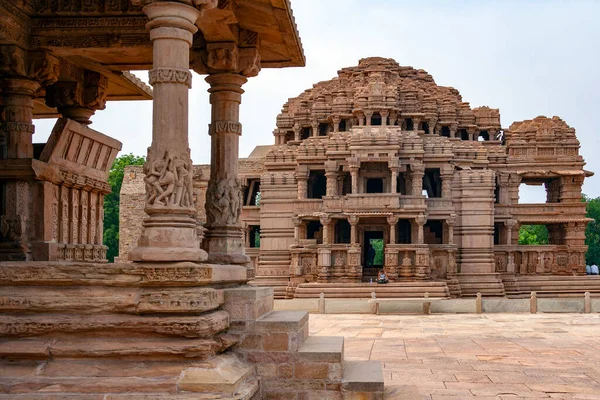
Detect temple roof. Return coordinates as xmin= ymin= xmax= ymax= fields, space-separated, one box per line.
xmin=275 ymin=57 xmax=501 ymax=133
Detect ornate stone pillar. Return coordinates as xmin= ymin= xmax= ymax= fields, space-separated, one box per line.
xmin=388 ymin=216 xmax=398 ymax=244
xmin=416 ymin=214 xmax=427 ymax=244
xmin=320 ymin=215 xmax=331 ymax=245
xmin=292 ymin=216 xmax=301 ymax=243
xmin=349 ymin=215 xmax=359 ymax=245
xmin=505 ymin=219 xmax=516 ymax=245
xmin=293 ymin=123 xmax=301 ymax=141
xmin=0 ymin=47 xmax=59 ymax=260
xmin=447 ymin=214 xmax=456 ymax=245
xmin=311 ymin=120 xmax=318 ymax=137
xmin=413 ymin=117 xmax=421 ymax=131
xmin=380 ymin=110 xmax=389 ymax=126
xmin=325 ymin=161 xmax=337 ymax=197
xmin=332 ymin=116 xmax=340 ymax=133
xmin=192 ymin=36 xmax=262 ymax=264
xmin=411 ymin=163 xmax=424 ymax=196
xmin=129 ymin=2 xmax=205 ymax=262
xmin=295 ymin=165 xmax=308 ymax=200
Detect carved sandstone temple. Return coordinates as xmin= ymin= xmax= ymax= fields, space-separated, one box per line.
xmin=0 ymin=1 xmax=387 ymax=399
xmin=122 ymin=57 xmax=595 ymax=300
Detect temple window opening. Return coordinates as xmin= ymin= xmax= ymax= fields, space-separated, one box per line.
xmin=318 ymin=123 xmax=329 ymax=136
xmin=341 ymin=172 xmax=352 ymax=195
xmin=405 ymin=118 xmax=414 ymax=131
xmin=339 ymin=119 xmax=347 ymax=132
xmin=459 ymin=128 xmax=469 ymax=140
xmin=396 ymin=173 xmax=407 ymax=194
xmin=424 ymin=220 xmax=443 ymax=244
xmin=518 ymin=182 xmax=548 ymax=204
xmin=307 ymin=170 xmax=327 ymax=199
xmin=306 ymin=220 xmax=323 ymax=244
xmin=301 ymin=126 xmax=311 ymax=140
xmin=421 ymin=121 xmax=429 ymax=134
xmin=397 ymin=219 xmax=412 ymax=244
xmin=441 ymin=126 xmax=451 ymax=137
xmin=248 ymin=225 xmax=261 ymax=248
xmin=423 ymin=168 xmax=442 ymax=198
xmin=334 ymin=219 xmax=351 ymax=244
xmin=366 ymin=178 xmax=384 ymax=193
xmin=371 ymin=112 xmax=382 ymax=126
xmin=244 ymin=179 xmax=261 ymax=206
xmin=479 ymin=130 xmax=490 ymax=141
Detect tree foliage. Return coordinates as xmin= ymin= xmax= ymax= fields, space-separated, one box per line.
xmin=584 ymin=194 xmax=600 ymax=265
xmin=518 ymin=225 xmax=549 ymax=245
xmin=103 ymin=153 xmax=145 ymax=262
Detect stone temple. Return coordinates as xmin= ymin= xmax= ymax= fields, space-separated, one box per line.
xmin=121 ymin=57 xmax=595 ymax=300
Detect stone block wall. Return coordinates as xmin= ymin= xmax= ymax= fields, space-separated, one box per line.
xmin=118 ymin=166 xmax=146 ymax=261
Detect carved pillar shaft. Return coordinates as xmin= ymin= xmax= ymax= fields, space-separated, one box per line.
xmin=350 ymin=223 xmax=357 ymax=245
xmin=390 ymin=168 xmax=398 ymax=193
xmin=350 ymin=168 xmax=358 ymax=194
xmin=203 ymin=73 xmax=249 ymax=264
xmin=129 ymin=1 xmax=205 ymax=263
xmin=1 ymin=79 xmax=38 ymax=159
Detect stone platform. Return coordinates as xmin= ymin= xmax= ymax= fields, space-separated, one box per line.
xmin=293 ymin=282 xmax=451 ymax=299
xmin=310 ymin=313 xmax=600 ymax=399
xmin=508 ymin=275 xmax=600 ymax=298
xmin=0 ymin=261 xmax=385 ymax=399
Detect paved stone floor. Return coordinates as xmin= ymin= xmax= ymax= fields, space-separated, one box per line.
xmin=309 ymin=313 xmax=600 ymax=400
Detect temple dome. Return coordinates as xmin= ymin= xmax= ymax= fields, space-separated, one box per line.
xmin=274 ymin=57 xmax=500 ymax=139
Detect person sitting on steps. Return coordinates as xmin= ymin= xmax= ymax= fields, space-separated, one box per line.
xmin=377 ymin=269 xmax=388 ymax=284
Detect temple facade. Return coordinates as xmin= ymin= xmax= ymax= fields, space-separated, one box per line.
xmin=122 ymin=57 xmax=593 ymax=299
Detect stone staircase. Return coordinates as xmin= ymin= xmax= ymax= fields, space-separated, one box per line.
xmin=457 ymin=273 xmax=506 ymax=297
xmin=225 ymin=288 xmax=386 ymax=399
xmin=293 ymin=282 xmax=450 ymax=299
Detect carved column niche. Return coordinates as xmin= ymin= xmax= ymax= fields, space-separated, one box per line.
xmin=0 ymin=46 xmax=59 ymax=261
xmin=195 ymin=36 xmax=261 ymax=264
xmin=129 ymin=1 xmax=206 ymax=262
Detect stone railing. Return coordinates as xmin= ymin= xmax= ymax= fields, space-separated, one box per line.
xmin=494 ymin=245 xmax=586 ymax=275
xmin=321 ymin=194 xmax=426 ymax=211
xmin=383 ymin=244 xmax=430 ymax=281
xmin=294 ymin=199 xmax=323 ymax=213
xmin=497 ymin=202 xmax=587 ymax=222
xmin=426 ymin=198 xmax=453 ymax=210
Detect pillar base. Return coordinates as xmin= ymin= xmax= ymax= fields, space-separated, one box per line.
xmin=204 ymin=225 xmax=249 ymax=265
xmin=129 ymin=214 xmax=207 ymax=263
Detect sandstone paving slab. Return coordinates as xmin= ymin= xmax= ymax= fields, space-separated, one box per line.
xmin=309 ymin=313 xmax=600 ymax=399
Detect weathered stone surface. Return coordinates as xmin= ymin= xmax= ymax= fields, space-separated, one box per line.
xmin=0 ymin=311 xmax=229 ymax=338
xmin=137 ymin=288 xmax=224 ymax=314
xmin=177 ymin=354 xmax=253 ymax=394
xmin=0 ymin=262 xmax=246 ymax=287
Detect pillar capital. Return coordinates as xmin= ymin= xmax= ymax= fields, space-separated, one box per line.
xmin=0 ymin=46 xmax=60 ymax=89
xmin=193 ymin=40 xmax=261 ymax=78
xmin=415 ymin=214 xmax=427 ymax=227
xmin=387 ymin=216 xmax=399 ymax=226
xmin=45 ymin=70 xmax=109 ymax=125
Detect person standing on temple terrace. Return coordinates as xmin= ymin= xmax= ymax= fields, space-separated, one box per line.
xmin=592 ymin=265 xmax=599 ymax=275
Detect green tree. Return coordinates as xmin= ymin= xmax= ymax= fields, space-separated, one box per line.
xmin=518 ymin=225 xmax=549 ymax=245
xmin=103 ymin=153 xmax=145 ymax=262
xmin=584 ymin=194 xmax=600 ymax=265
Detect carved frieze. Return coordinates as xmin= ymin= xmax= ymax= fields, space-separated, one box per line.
xmin=148 ymin=68 xmax=193 ymax=88
xmin=209 ymin=121 xmax=242 ymax=135
xmin=205 ymin=177 xmax=242 ymax=226
xmin=144 ymin=149 xmax=195 ymax=209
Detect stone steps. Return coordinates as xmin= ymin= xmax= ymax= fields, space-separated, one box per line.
xmin=342 ymin=361 xmax=385 ymax=399
xmin=457 ymin=273 xmax=506 ymax=297
xmin=294 ymin=282 xmax=450 ymax=299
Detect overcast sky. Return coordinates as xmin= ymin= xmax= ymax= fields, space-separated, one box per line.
xmin=34 ymin=0 xmax=600 ymax=201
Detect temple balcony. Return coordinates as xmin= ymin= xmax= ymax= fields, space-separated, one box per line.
xmin=320 ymin=194 xmax=426 ymax=211
xmin=495 ymin=202 xmax=588 ymax=222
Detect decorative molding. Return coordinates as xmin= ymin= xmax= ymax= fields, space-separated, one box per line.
xmin=148 ymin=68 xmax=192 ymax=88
xmin=209 ymin=121 xmax=242 ymax=135
xmin=2 ymin=122 xmax=35 ymax=134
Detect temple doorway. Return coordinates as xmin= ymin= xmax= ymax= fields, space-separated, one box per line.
xmin=363 ymin=231 xmax=384 ymax=281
